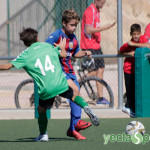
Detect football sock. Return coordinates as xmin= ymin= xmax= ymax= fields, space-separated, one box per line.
xmin=38 ymin=112 xmax=48 ymax=135
xmin=69 ymin=100 xmax=81 ymax=130
xmin=74 ymin=96 xmax=88 ymax=108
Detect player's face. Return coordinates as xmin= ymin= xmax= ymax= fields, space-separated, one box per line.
xmin=63 ymin=19 xmax=78 ymax=35
xmin=95 ymin=0 xmax=106 ymax=9
xmin=131 ymin=31 xmax=141 ymax=43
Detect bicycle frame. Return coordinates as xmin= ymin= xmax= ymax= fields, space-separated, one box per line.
xmin=77 ymin=69 xmax=97 ymax=100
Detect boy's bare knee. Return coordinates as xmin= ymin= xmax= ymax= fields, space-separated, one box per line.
xmin=74 ymin=88 xmax=80 ymax=95
xmin=71 ymin=85 xmax=80 ymax=101
xmin=97 ymin=68 xmax=104 ymax=73
xmin=96 ymin=68 xmax=104 ymax=77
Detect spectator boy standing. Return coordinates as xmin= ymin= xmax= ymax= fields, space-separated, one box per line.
xmin=119 ymin=24 xmax=150 ymax=117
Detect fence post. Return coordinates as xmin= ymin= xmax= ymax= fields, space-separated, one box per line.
xmin=117 ymin=0 xmax=123 ymax=109
xmin=7 ymin=0 xmax=11 ymax=58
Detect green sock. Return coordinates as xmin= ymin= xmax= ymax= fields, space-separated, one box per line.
xmin=38 ymin=112 xmax=48 ymax=135
xmin=74 ymin=96 xmax=88 ymax=108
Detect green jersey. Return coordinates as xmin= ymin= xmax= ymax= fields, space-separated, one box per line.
xmin=11 ymin=42 xmax=68 ymax=100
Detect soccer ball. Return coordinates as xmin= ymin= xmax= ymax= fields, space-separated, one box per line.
xmin=125 ymin=121 xmax=145 ymax=136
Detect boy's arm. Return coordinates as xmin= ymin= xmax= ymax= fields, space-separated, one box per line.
xmin=118 ymin=51 xmax=135 ymax=57
xmin=128 ymin=41 xmax=150 ymax=48
xmin=84 ymin=8 xmax=116 ymax=34
xmin=118 ymin=43 xmax=135 ymax=56
xmin=46 ymin=31 xmax=67 ymax=57
xmin=85 ymin=22 xmax=116 ymax=34
xmin=74 ymin=50 xmax=91 ymax=58
xmin=58 ymin=48 xmax=66 ymax=58
xmin=54 ymin=38 xmax=67 ymax=58
xmin=0 ymin=63 xmax=13 ymax=70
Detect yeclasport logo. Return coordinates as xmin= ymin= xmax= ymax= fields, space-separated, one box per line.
xmin=103 ymin=121 xmax=149 ymax=145
xmin=103 ymin=132 xmax=150 ymax=145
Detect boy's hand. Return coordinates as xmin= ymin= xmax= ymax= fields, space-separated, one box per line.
xmin=146 ymin=43 xmax=150 ymax=48
xmin=0 ymin=63 xmax=13 ymax=70
xmin=128 ymin=41 xmax=135 ymax=46
xmin=54 ymin=37 xmax=66 ymax=50
xmin=106 ymin=22 xmax=116 ymax=29
xmin=147 ymin=44 xmax=150 ymax=48
xmin=128 ymin=51 xmax=135 ymax=56
xmin=85 ymin=51 xmax=92 ymax=58
xmin=110 ymin=22 xmax=116 ymax=27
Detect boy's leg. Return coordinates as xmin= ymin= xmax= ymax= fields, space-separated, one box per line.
xmin=66 ymin=78 xmax=89 ymax=140
xmin=67 ymin=101 xmax=87 ymax=140
xmin=60 ymin=87 xmax=100 ymax=126
xmin=129 ymin=74 xmax=135 ymax=113
xmin=74 ymin=96 xmax=99 ymax=126
xmin=67 ymin=78 xmax=91 ymax=131
xmin=123 ymin=73 xmax=135 ymax=117
xmin=124 ymin=73 xmax=130 ymax=108
xmin=124 ymin=72 xmax=131 ymax=108
xmin=66 ymin=78 xmax=81 ymax=131
xmin=68 ymin=100 xmax=81 ymax=130
xmin=35 ymin=98 xmax=55 ymax=142
xmin=38 ymin=105 xmax=48 ymax=135
xmin=35 ymin=105 xmax=48 ymax=142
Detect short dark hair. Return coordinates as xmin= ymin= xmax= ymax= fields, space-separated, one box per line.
xmin=130 ymin=24 xmax=141 ymax=35
xmin=19 ymin=28 xmax=38 ymax=47
xmin=62 ymin=9 xmax=80 ymax=24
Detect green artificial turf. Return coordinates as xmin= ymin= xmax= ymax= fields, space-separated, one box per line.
xmin=0 ymin=118 xmax=150 ymax=150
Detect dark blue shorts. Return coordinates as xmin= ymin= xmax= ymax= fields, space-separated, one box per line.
xmin=82 ymin=48 xmax=105 ymax=70
xmin=65 ymin=73 xmax=80 ymax=90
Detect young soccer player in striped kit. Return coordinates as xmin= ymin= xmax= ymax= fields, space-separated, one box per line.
xmin=46 ymin=9 xmax=93 ymax=140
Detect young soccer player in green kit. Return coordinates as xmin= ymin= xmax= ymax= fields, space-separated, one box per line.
xmin=0 ymin=28 xmax=99 ymax=141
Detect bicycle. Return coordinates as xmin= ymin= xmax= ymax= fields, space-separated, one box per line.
xmin=14 ymin=57 xmax=114 ymax=109
xmin=75 ymin=57 xmax=114 ymax=108
xmin=14 ymin=79 xmax=61 ymax=109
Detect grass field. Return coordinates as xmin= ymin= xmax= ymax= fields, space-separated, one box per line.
xmin=0 ymin=118 xmax=150 ymax=150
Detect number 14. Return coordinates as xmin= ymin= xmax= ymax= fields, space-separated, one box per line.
xmin=35 ymin=55 xmax=55 ymax=76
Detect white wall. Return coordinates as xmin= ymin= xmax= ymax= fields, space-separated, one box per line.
xmin=0 ymin=0 xmax=7 ymax=25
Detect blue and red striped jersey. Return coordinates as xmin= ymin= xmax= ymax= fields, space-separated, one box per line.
xmin=45 ymin=29 xmax=79 ymax=74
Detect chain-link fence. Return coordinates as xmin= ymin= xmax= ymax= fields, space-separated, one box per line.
xmin=0 ymin=0 xmax=150 ymax=109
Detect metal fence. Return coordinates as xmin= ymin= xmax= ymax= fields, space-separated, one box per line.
xmin=0 ymin=56 xmax=119 ymax=109
xmin=0 ymin=0 xmax=150 ymax=109
xmin=0 ymin=0 xmax=91 ymax=57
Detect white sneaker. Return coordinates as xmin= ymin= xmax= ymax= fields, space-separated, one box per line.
xmin=34 ymin=133 xmax=49 ymax=142
xmin=122 ymin=106 xmax=135 ymax=118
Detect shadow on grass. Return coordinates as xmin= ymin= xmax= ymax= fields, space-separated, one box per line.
xmin=0 ymin=137 xmax=77 ymax=142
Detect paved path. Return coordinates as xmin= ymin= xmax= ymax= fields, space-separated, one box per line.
xmin=0 ymin=108 xmax=129 ymax=120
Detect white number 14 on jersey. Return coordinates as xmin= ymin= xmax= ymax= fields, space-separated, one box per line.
xmin=35 ymin=55 xmax=55 ymax=76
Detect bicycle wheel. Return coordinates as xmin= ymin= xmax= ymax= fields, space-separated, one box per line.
xmin=79 ymin=76 xmax=114 ymax=108
xmin=15 ymin=79 xmax=34 ymax=109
